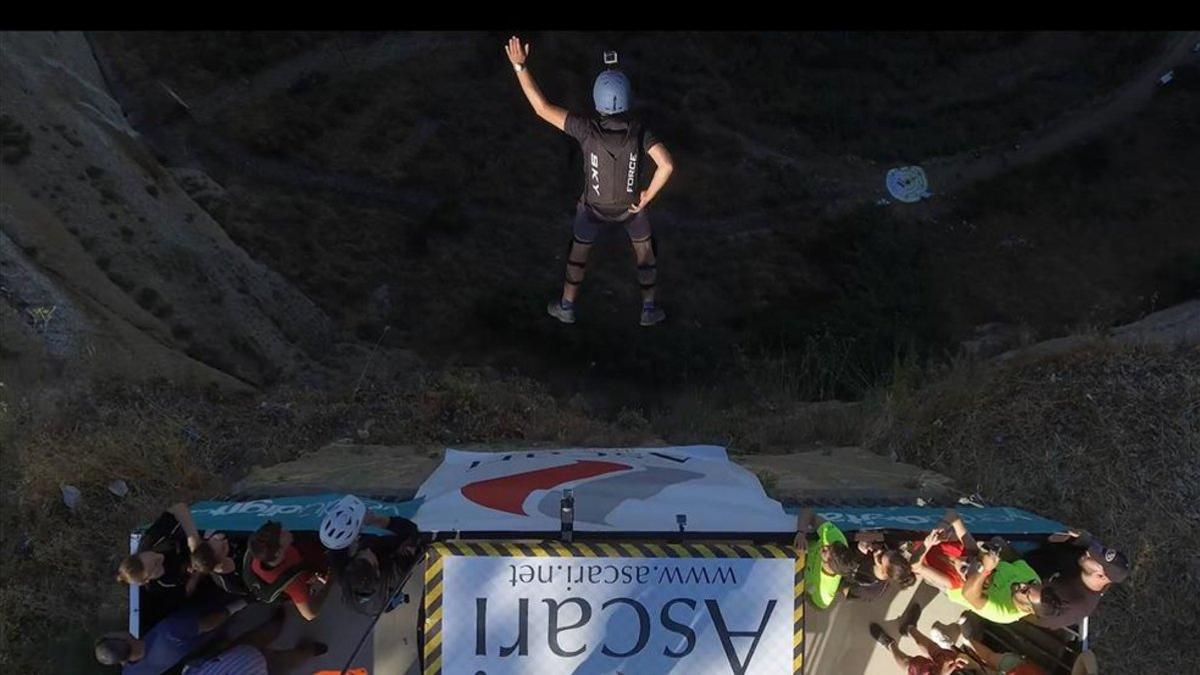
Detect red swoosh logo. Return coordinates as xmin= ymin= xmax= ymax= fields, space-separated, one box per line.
xmin=461 ymin=460 xmax=631 ymax=515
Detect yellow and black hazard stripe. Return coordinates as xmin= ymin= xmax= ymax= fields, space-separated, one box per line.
xmin=431 ymin=540 xmax=793 ymax=559
xmin=421 ymin=541 xmax=805 ymax=675
xmin=794 ymin=552 xmax=805 ymax=675
xmin=422 ymin=544 xmax=445 ymax=675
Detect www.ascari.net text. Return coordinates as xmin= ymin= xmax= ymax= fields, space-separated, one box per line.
xmin=508 ymin=562 xmax=737 ymax=588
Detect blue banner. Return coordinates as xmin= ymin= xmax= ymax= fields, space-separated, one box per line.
xmin=188 ymin=496 xmax=1064 ymax=538
xmin=188 ymin=494 xmax=422 ymax=533
xmin=790 ymin=506 xmax=1064 ymax=535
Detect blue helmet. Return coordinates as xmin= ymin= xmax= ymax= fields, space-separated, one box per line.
xmin=593 ymin=70 xmax=631 ymax=115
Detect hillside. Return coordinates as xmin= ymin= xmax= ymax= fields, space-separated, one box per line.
xmin=1 ymin=30 xmax=1198 ymax=673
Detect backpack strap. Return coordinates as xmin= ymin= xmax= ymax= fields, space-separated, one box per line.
xmin=635 ymin=123 xmax=646 ymax=190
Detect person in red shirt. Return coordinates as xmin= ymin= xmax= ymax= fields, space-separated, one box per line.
xmin=247 ymin=521 xmax=330 ymax=620
xmin=909 ymin=509 xmax=980 ymax=591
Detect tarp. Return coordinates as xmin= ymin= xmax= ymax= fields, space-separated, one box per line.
xmin=185 ymin=497 xmax=1064 ymax=539
xmin=189 ymin=494 xmax=418 ymax=533
xmin=411 ymin=446 xmax=796 ymax=534
xmin=811 ymin=507 xmax=1063 ymax=535
xmin=424 ymin=541 xmax=801 ymax=675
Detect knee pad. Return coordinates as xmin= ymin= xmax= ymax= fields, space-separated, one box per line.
xmin=565 ymin=237 xmax=589 ymax=284
xmin=638 ymin=235 xmax=657 ymax=288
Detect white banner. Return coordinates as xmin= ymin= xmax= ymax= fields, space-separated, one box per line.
xmin=413 ymin=446 xmax=795 ymax=534
xmin=438 ymin=551 xmax=796 ymax=674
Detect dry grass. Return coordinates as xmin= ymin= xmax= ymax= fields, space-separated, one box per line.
xmin=0 ymin=394 xmax=222 ymax=669
xmin=3 ymin=340 xmax=1196 ymax=671
xmin=864 ymin=343 xmax=1200 ymax=673
xmin=0 ymin=363 xmax=663 ymax=669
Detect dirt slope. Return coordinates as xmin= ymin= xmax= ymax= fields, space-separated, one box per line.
xmin=0 ymin=32 xmax=332 ymax=398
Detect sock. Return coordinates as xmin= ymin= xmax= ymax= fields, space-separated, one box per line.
xmin=642 ymin=300 xmax=655 ymax=311
xmin=561 ymin=299 xmax=574 ymax=310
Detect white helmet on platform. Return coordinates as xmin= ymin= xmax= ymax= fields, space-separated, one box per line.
xmin=321 ymin=494 xmax=367 ymax=550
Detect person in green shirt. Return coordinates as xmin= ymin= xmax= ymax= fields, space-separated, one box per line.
xmin=945 ymin=539 xmax=1064 ymax=624
xmin=793 ymin=509 xmax=859 ymax=609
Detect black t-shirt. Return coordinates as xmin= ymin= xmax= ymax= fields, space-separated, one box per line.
xmin=564 ymin=112 xmax=661 ymax=220
xmin=329 ymin=517 xmax=420 ymax=576
xmin=331 ymin=517 xmax=420 ymax=614
xmin=1025 ymin=541 xmax=1100 ymax=629
xmin=1034 ymin=574 xmax=1101 ymax=629
xmin=210 ymin=537 xmax=249 ymax=597
xmin=1025 ymin=541 xmax=1083 ymax=580
xmin=138 ymin=511 xmax=191 ymax=594
xmin=843 ymin=550 xmax=890 ymax=602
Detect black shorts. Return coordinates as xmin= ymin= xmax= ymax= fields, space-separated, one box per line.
xmin=571 ymin=203 xmax=651 ymax=244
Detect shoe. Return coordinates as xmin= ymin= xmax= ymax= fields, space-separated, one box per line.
xmin=639 ymin=305 xmax=666 ymax=326
xmin=930 ymin=622 xmax=959 ymax=649
xmin=869 ymin=623 xmax=895 ymax=649
xmin=959 ymin=612 xmax=982 ymax=642
xmin=897 ymin=603 xmax=922 ymax=638
xmin=548 ymin=300 xmax=576 ymax=324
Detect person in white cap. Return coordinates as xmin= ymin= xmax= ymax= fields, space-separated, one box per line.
xmin=320 ymin=495 xmax=421 ymax=615
xmin=505 ymin=35 xmax=676 ymax=327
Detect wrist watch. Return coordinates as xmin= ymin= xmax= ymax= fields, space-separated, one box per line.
xmin=513 ymin=63 xmax=526 ymax=73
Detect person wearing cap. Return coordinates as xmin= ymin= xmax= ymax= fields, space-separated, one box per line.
xmin=1021 ymin=528 xmax=1130 ymax=630
xmin=504 ymin=35 xmax=676 ymax=327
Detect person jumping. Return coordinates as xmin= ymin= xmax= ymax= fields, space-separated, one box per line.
xmin=505 ymin=35 xmax=675 ymax=326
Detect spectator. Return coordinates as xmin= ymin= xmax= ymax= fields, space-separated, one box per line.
xmin=117 ymin=503 xmax=204 ymax=601
xmin=928 ymin=613 xmax=1048 ymax=675
xmin=190 ymin=532 xmax=249 ymax=597
xmin=910 ymin=509 xmax=980 ymax=591
xmin=962 ymin=620 xmax=1047 ymax=675
xmin=844 ymin=537 xmax=917 ymax=602
xmin=794 ymin=509 xmax=858 ymax=609
xmin=946 ymin=541 xmax=1063 ymax=624
xmin=868 ymin=603 xmax=973 ymax=675
xmin=247 ymin=520 xmax=330 ymax=620
xmin=319 ymin=495 xmax=421 ymax=615
xmin=1022 ymin=529 xmax=1130 ymax=630
xmin=93 ymin=598 xmax=247 ymax=674
xmin=180 ymin=611 xmax=325 ymax=675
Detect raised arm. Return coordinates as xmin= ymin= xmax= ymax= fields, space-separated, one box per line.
xmin=911 ymin=526 xmax=958 ymax=590
xmin=943 ymin=509 xmax=979 ymax=554
xmin=505 ymin=36 xmax=568 ymax=131
xmin=792 ymin=508 xmax=826 ymax=551
xmin=962 ymin=548 xmax=999 ymax=610
xmin=169 ymin=502 xmax=202 ymax=552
